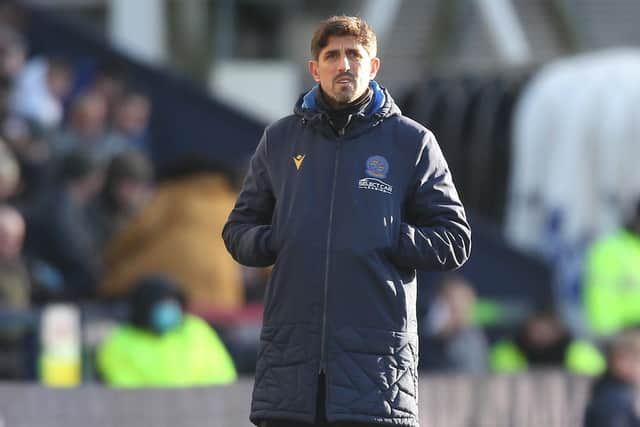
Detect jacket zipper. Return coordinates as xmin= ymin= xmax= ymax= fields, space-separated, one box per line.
xmin=319 ymin=117 xmax=351 ymax=374
xmin=320 ymin=140 xmax=340 ymax=374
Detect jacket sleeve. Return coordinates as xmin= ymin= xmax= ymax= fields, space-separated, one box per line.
xmin=391 ymin=131 xmax=471 ymax=271
xmin=222 ymin=131 xmax=277 ymax=267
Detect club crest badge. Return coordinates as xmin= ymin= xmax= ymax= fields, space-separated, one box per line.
xmin=359 ymin=155 xmax=392 ymax=194
xmin=365 ymin=155 xmax=389 ymax=179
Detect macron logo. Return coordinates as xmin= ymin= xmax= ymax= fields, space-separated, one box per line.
xmin=293 ymin=154 xmax=305 ymax=170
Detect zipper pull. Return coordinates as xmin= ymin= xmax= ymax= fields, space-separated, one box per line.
xmin=339 ymin=115 xmax=353 ymax=136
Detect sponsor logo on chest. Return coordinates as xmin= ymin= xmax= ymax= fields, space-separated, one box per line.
xmin=359 ymin=155 xmax=392 ymax=194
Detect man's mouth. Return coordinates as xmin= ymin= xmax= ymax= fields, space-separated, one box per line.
xmin=335 ymin=77 xmax=354 ymax=84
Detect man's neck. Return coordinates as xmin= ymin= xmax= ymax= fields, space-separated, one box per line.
xmin=316 ymin=87 xmax=373 ymax=134
xmin=321 ymin=92 xmax=344 ymax=110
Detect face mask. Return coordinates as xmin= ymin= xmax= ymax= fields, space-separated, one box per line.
xmin=150 ymin=299 xmax=183 ymax=333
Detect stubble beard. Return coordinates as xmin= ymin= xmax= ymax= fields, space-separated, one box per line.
xmin=329 ymin=83 xmax=357 ymax=107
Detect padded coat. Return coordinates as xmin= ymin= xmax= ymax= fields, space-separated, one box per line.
xmin=223 ymin=82 xmax=471 ymax=426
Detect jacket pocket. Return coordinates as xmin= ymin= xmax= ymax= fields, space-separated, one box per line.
xmin=379 ymin=244 xmax=417 ymax=285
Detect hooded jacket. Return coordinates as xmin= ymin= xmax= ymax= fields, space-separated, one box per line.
xmin=223 ymin=81 xmax=471 ymax=426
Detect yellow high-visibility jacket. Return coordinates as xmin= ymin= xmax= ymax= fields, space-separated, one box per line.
xmin=97 ymin=314 xmax=237 ymax=387
xmin=584 ymin=229 xmax=640 ymax=337
xmin=490 ymin=339 xmax=605 ymax=376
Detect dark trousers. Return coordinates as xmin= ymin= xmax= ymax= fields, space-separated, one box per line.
xmin=260 ymin=374 xmax=393 ymax=427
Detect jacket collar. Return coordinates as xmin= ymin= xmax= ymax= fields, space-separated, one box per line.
xmin=300 ymin=80 xmax=386 ymax=116
xmin=294 ymin=80 xmax=400 ymax=138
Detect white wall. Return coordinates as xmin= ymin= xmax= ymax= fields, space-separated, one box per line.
xmin=108 ymin=0 xmax=168 ymax=64
xmin=210 ymin=60 xmax=301 ymax=124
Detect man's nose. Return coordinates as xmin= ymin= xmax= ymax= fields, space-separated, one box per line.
xmin=337 ymin=54 xmax=350 ymax=72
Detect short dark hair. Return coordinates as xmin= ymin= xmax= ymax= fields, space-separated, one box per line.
xmin=104 ymin=149 xmax=153 ymax=189
xmin=310 ymin=15 xmax=377 ymax=60
xmin=129 ymin=274 xmax=185 ymax=329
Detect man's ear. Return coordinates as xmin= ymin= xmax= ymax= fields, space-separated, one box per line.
xmin=369 ymin=57 xmax=380 ymax=80
xmin=308 ymin=60 xmax=320 ymax=82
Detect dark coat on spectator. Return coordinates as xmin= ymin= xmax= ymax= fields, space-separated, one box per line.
xmin=24 ymin=189 xmax=99 ymax=299
xmin=584 ymin=374 xmax=640 ymax=427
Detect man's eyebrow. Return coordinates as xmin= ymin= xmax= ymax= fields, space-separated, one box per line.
xmin=323 ymin=48 xmax=339 ymax=57
xmin=323 ymin=47 xmax=361 ymax=57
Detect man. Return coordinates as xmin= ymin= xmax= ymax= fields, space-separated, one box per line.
xmin=0 ymin=205 xmax=30 ymax=309
xmin=24 ymin=148 xmax=103 ymax=300
xmin=223 ymin=16 xmax=471 ymax=427
xmin=584 ymin=330 xmax=640 ymax=427
xmin=420 ymin=275 xmax=488 ymax=374
xmin=489 ymin=307 xmax=605 ymax=376
xmin=97 ymin=275 xmax=237 ymax=387
xmin=87 ymin=148 xmax=153 ymax=249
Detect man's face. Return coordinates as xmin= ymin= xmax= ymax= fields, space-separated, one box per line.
xmin=309 ymin=35 xmax=380 ymax=106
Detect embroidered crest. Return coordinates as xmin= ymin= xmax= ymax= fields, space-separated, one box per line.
xmin=365 ymin=155 xmax=389 ymax=179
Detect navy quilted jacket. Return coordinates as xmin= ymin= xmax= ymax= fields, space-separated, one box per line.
xmin=223 ymin=81 xmax=471 ymax=426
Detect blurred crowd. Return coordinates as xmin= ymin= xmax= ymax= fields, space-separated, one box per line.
xmin=0 ymin=6 xmax=262 ymax=387
xmin=0 ymin=22 xmax=156 ymax=305
xmin=420 ymin=198 xmax=640 ymax=373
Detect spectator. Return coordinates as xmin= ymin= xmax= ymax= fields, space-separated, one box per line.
xmin=584 ymin=199 xmax=640 ymax=339
xmin=0 ymin=3 xmax=27 ymax=36
xmin=0 ymin=26 xmax=26 ymax=82
xmin=0 ymin=204 xmax=29 ymax=308
xmin=98 ymin=167 xmax=244 ymax=312
xmin=104 ymin=91 xmax=151 ymax=153
xmin=23 ymin=148 xmax=103 ymax=301
xmin=1 ymin=116 xmax=50 ymax=205
xmin=0 ymin=138 xmax=20 ymax=203
xmin=419 ymin=274 xmax=488 ymax=374
xmin=87 ymin=148 xmax=153 ymax=249
xmin=0 ymin=32 xmax=47 ymax=205
xmin=0 ymin=204 xmax=30 ymax=380
xmin=0 ymin=26 xmax=26 ymax=121
xmin=50 ymin=90 xmax=127 ymax=165
xmin=584 ymin=330 xmax=640 ymax=427
xmin=88 ymin=60 xmax=129 ymax=122
xmin=9 ymin=56 xmax=73 ymax=132
xmin=490 ymin=307 xmax=605 ymax=376
xmin=96 ymin=275 xmax=237 ymax=387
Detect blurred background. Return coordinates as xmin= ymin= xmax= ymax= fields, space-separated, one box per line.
xmin=1 ymin=0 xmax=640 ymax=426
